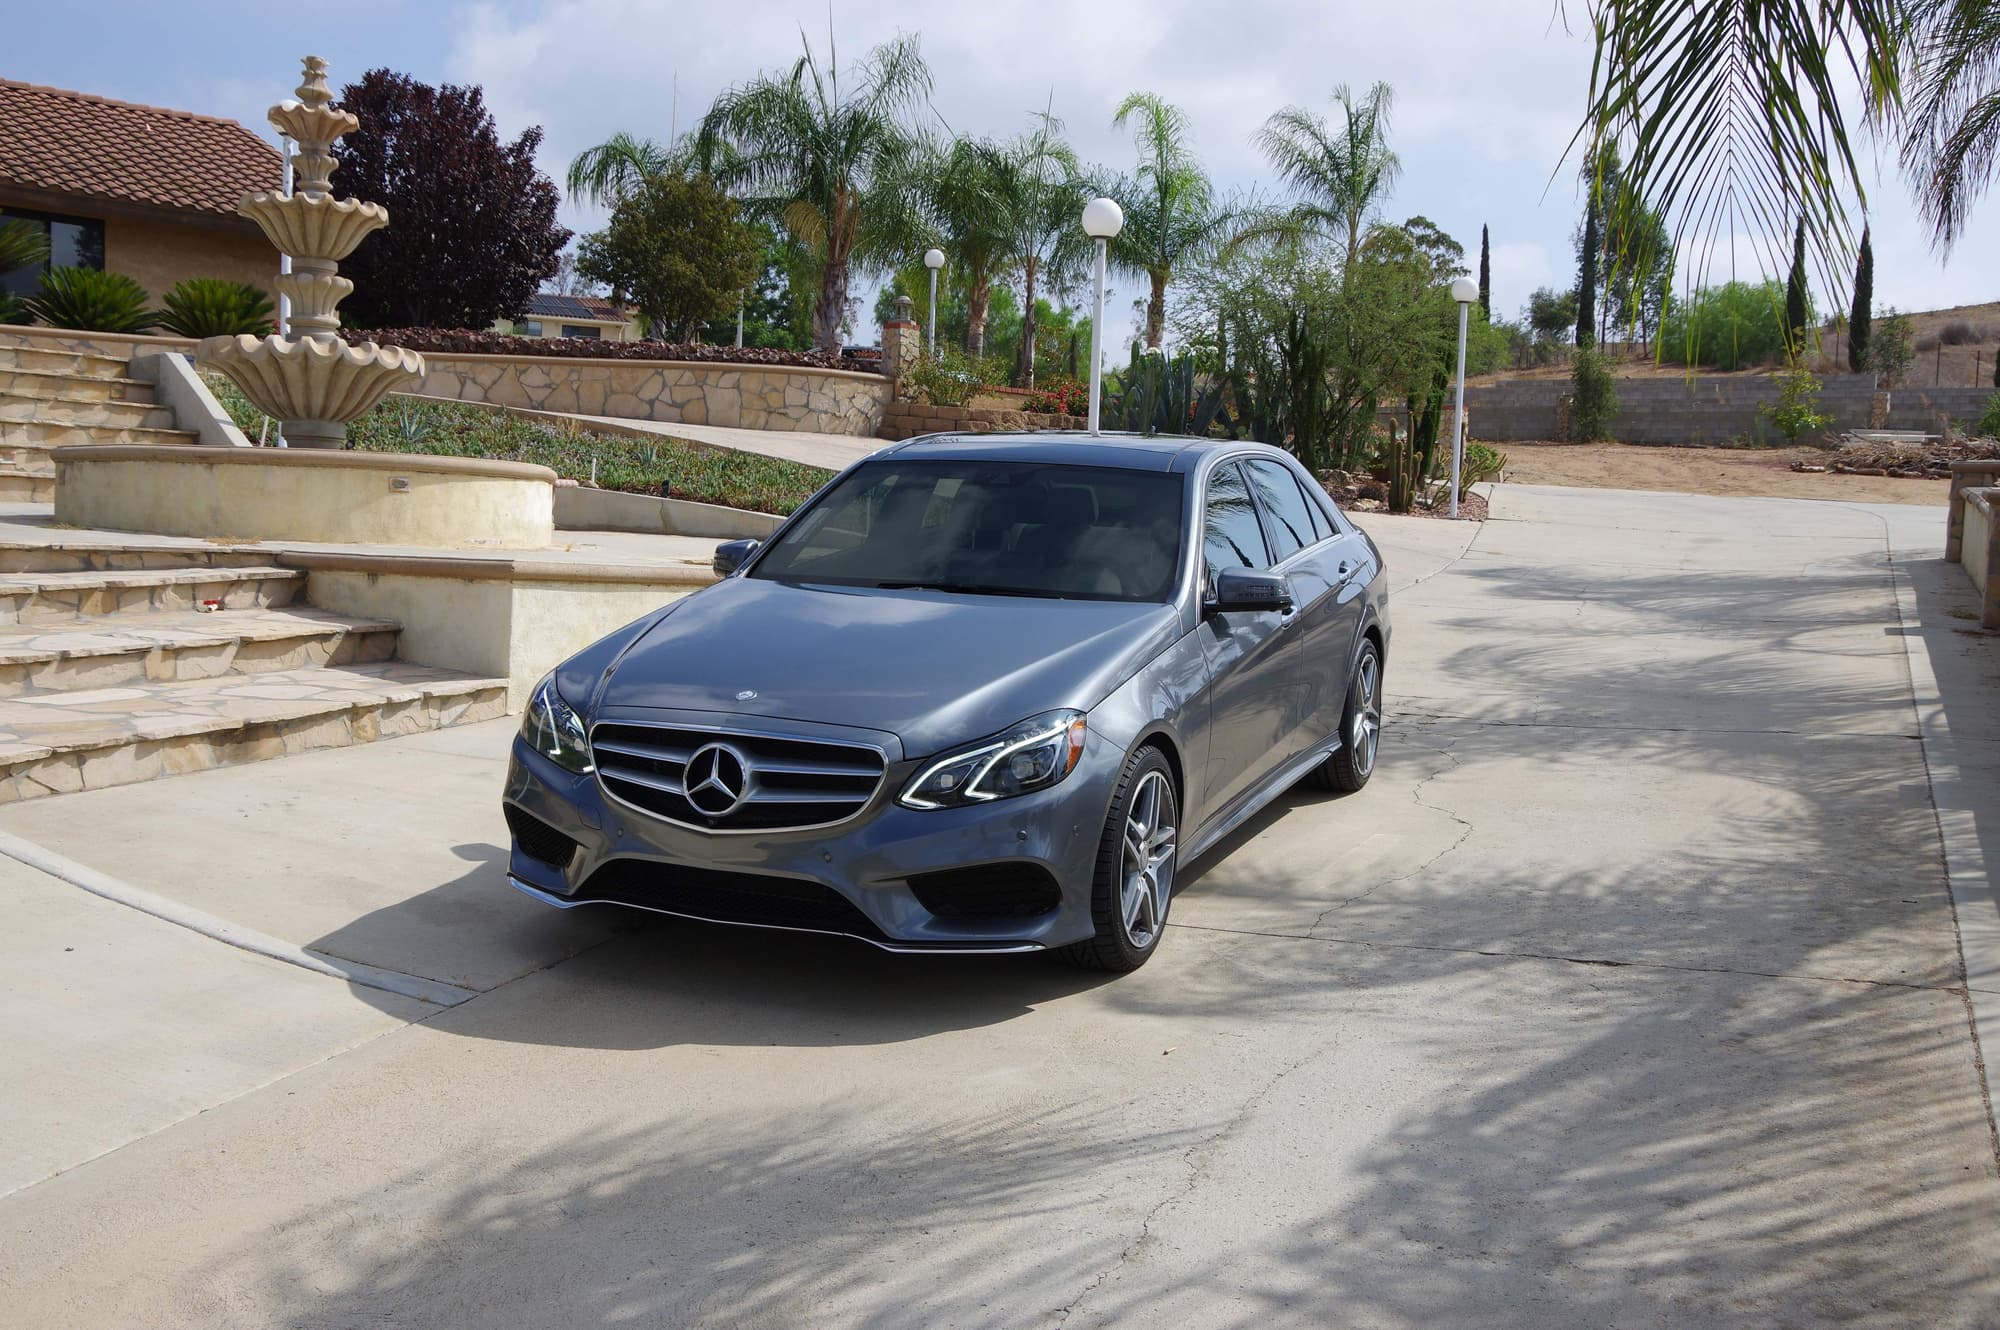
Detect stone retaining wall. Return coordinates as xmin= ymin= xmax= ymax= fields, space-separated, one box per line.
xmin=408 ymin=352 xmax=887 ymax=437
xmin=880 ymin=402 xmax=1087 ymax=441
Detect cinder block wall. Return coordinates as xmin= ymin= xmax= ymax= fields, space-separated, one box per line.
xmin=1426 ymin=373 xmax=1999 ymax=444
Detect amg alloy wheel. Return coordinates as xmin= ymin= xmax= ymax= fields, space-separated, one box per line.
xmin=1309 ymin=638 xmax=1382 ymax=794
xmin=1069 ymin=746 xmax=1178 ymax=972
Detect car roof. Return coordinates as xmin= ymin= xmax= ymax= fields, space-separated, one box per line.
xmin=874 ymin=431 xmax=1294 ymax=473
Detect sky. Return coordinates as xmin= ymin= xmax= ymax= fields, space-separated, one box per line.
xmin=9 ymin=0 xmax=1998 ymax=352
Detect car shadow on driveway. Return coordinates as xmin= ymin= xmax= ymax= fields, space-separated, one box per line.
xmin=308 ymin=841 xmax=1118 ymax=1051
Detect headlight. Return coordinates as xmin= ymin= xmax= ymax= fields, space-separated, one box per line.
xmin=899 ymin=710 xmax=1088 ymax=809
xmin=520 ymin=673 xmax=593 ymax=774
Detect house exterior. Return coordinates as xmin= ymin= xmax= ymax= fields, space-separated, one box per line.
xmin=495 ymin=293 xmax=642 ymax=342
xmin=0 ymin=79 xmax=281 ymax=306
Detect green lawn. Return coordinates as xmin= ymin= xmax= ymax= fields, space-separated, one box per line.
xmin=203 ymin=376 xmax=832 ymax=516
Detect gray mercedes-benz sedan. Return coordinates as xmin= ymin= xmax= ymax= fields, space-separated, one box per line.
xmin=503 ymin=433 xmax=1389 ymax=971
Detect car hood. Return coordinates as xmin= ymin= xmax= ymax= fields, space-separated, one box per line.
xmin=594 ymin=576 xmax=1185 ymax=756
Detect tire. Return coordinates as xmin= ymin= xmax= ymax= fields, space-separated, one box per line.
xmin=1307 ymin=638 xmax=1382 ymax=794
xmin=1065 ymin=745 xmax=1179 ymax=973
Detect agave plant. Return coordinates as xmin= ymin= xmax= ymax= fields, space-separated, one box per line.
xmin=25 ymin=267 xmax=157 ymax=334
xmin=1109 ymin=346 xmax=1227 ymax=436
xmin=157 ymin=278 xmax=274 ymax=338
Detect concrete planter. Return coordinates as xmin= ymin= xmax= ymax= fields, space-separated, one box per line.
xmin=53 ymin=445 xmax=555 ymax=548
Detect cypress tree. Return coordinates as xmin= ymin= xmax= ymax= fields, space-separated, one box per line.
xmin=1478 ymin=224 xmax=1491 ymax=319
xmin=1849 ymin=225 xmax=1872 ymax=372
xmin=1576 ymin=198 xmax=1599 ymax=349
xmin=1783 ymin=216 xmax=1808 ymax=355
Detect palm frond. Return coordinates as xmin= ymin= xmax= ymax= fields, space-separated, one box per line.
xmin=1904 ymin=0 xmax=2000 ymax=249
xmin=1576 ymin=0 xmax=1903 ymax=286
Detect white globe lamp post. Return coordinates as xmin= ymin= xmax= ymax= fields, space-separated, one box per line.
xmin=1448 ymin=275 xmax=1479 ymax=517
xmin=1081 ymin=197 xmax=1124 ymax=435
xmin=923 ymin=248 xmax=946 ymax=355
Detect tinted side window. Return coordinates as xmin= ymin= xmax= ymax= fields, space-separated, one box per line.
xmin=1203 ymin=462 xmax=1270 ymax=572
xmin=1244 ymin=459 xmax=1320 ymax=561
xmin=1294 ymin=472 xmax=1335 ymax=542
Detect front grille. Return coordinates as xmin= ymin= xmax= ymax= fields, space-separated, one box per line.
xmin=505 ymin=803 xmax=579 ymax=868
xmin=592 ymin=722 xmax=886 ymax=831
xmin=908 ymin=862 xmax=1063 ymax=920
xmin=577 ymin=859 xmax=886 ymax=940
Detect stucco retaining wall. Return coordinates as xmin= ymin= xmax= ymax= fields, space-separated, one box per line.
xmin=54 ymin=446 xmax=555 ymax=548
xmin=292 ymin=554 xmax=710 ymax=706
xmin=1959 ymin=489 xmax=2000 ymax=628
xmin=407 ymin=351 xmax=888 ymax=436
xmin=552 ymin=486 xmax=783 ymax=539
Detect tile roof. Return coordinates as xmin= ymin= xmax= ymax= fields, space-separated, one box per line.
xmin=525 ymin=292 xmax=633 ymax=322
xmin=0 ymin=79 xmax=281 ymax=218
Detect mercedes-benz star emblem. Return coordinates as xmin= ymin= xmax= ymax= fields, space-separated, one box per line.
xmin=684 ymin=742 xmax=750 ymax=818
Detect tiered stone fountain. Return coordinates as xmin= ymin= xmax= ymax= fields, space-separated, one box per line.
xmin=200 ymin=54 xmax=425 ymax=448
xmin=53 ymin=55 xmax=556 ymax=548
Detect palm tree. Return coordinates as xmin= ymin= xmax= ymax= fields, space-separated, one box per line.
xmin=698 ymin=32 xmax=932 ymax=352
xmin=1103 ymin=92 xmax=1225 ymax=350
xmin=1004 ymin=111 xmax=1088 ymax=386
xmin=566 ymin=132 xmax=683 ymax=208
xmin=1249 ymin=82 xmax=1401 ymax=259
xmin=922 ymin=136 xmax=1017 ymax=359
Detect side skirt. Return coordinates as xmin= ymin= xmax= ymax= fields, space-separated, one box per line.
xmin=1182 ymin=730 xmax=1343 ymax=867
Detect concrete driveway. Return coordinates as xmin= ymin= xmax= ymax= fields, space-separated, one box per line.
xmin=2 ymin=486 xmax=1998 ymax=1327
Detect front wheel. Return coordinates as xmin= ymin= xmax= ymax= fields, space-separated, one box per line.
xmin=1066 ymin=746 xmax=1178 ymax=973
xmin=1308 ymin=639 xmax=1382 ymax=794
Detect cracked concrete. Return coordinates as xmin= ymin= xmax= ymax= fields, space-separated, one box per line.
xmin=4 ymin=485 xmax=2000 ymax=1327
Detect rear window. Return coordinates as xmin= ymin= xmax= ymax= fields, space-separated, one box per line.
xmin=751 ymin=460 xmax=1186 ymax=602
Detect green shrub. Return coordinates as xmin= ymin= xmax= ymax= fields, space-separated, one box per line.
xmin=1869 ymin=308 xmax=1915 ymax=388
xmin=1763 ymin=364 xmax=1833 ymax=442
xmin=904 ymin=348 xmax=995 ymax=407
xmin=1973 ymin=392 xmax=2000 ymax=440
xmin=1569 ymin=347 xmax=1619 ymax=441
xmin=157 ymin=278 xmax=274 ymax=338
xmin=1659 ymin=280 xmax=1805 ymax=370
xmin=26 ymin=266 xmax=156 ymax=333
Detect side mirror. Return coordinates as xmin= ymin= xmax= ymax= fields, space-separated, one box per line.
xmin=1210 ymin=567 xmax=1294 ymax=614
xmin=712 ymin=538 xmax=760 ymax=577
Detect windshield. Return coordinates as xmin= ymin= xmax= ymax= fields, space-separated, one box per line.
xmin=751 ymin=460 xmax=1186 ymax=602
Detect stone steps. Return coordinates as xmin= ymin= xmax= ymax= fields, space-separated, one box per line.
xmin=0 ymin=541 xmax=274 ymax=574
xmin=0 ymin=475 xmax=54 ymax=504
xmin=0 ymin=368 xmax=153 ymax=403
xmin=0 ymin=606 xmax=400 ymax=696
xmin=0 ymin=392 xmax=175 ymax=430
xmin=0 ymin=345 xmax=129 ymax=378
xmin=0 ymin=661 xmax=510 ymax=802
xmin=0 ymin=419 xmax=198 ymax=448
xmin=0 ymin=566 xmax=304 ymax=625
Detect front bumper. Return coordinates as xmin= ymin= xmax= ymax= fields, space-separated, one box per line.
xmin=502 ymin=724 xmax=1124 ymax=953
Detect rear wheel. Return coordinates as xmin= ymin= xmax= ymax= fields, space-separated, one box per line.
xmin=1066 ymin=746 xmax=1178 ymax=973
xmin=1308 ymin=639 xmax=1382 ymax=794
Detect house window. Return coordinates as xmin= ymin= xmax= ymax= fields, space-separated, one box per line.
xmin=519 ymin=320 xmax=543 ymax=337
xmin=560 ymin=323 xmax=601 ymax=339
xmin=0 ymin=208 xmax=105 ymax=298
